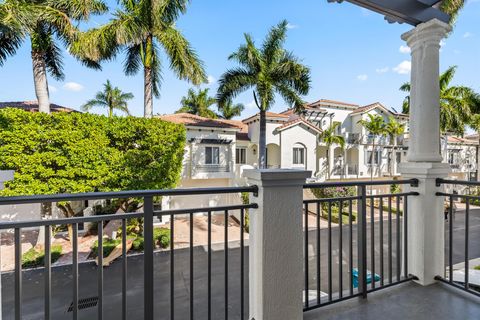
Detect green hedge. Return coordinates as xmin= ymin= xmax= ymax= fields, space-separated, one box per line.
xmin=22 ymin=245 xmax=63 ymax=268
xmin=0 ymin=108 xmax=186 ymax=204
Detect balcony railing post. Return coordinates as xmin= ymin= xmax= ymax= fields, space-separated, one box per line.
xmin=357 ymin=185 xmax=368 ymax=298
xmin=244 ymin=169 xmax=311 ymax=320
xmin=143 ymin=196 xmax=154 ymax=320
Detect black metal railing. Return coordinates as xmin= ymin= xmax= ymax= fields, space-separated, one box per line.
xmin=302 ymin=179 xmax=419 ymax=311
xmin=436 ymin=178 xmax=480 ymax=298
xmin=0 ymin=186 xmax=257 ymax=320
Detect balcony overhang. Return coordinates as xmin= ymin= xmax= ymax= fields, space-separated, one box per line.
xmin=327 ymin=0 xmax=450 ymax=26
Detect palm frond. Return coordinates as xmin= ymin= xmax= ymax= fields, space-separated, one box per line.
xmin=156 ymin=24 xmax=206 ymax=85
xmin=124 ymin=44 xmax=142 ymax=75
xmin=43 ymin=33 xmax=65 ymax=80
xmin=262 ymin=19 xmax=288 ymax=65
xmin=216 ymin=68 xmax=256 ymax=105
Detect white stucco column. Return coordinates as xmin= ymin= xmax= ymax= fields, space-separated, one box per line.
xmin=244 ymin=169 xmax=311 ymax=320
xmin=399 ymin=19 xmax=452 ymax=286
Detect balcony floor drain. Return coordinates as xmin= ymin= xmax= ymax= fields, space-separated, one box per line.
xmin=67 ymin=296 xmax=99 ymax=312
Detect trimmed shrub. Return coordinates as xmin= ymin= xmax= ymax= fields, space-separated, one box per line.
xmin=154 ymin=228 xmax=170 ymax=248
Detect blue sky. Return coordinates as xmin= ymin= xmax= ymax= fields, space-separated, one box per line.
xmin=0 ymin=0 xmax=479 ymax=119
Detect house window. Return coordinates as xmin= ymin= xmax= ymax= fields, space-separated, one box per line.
xmin=293 ymin=147 xmax=305 ymax=165
xmin=366 ymin=150 xmax=381 ymax=165
xmin=236 ymin=148 xmax=246 ymax=164
xmin=205 ymin=146 xmax=220 ymax=165
xmin=448 ymin=151 xmax=459 ymax=165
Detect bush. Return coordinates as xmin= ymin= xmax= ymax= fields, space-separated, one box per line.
xmin=312 ymin=186 xmax=356 ymax=201
xmin=475 ymin=265 xmax=480 ymax=271
xmin=154 ymin=228 xmax=170 ymax=248
xmin=22 ymin=245 xmax=62 ymax=269
xmin=132 ymin=236 xmax=144 ymax=251
xmin=0 ymin=108 xmax=186 ymax=217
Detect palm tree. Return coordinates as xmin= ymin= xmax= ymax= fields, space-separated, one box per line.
xmin=385 ymin=116 xmax=405 ymax=176
xmin=400 ymin=66 xmax=474 ymax=136
xmin=358 ymin=114 xmax=386 ymax=181
xmin=319 ymin=122 xmax=345 ymax=179
xmin=217 ymin=20 xmax=311 ymax=168
xmin=440 ymin=0 xmax=466 ymax=24
xmin=78 ymin=0 xmax=206 ymax=118
xmin=176 ymin=88 xmax=217 ymax=119
xmin=218 ymin=100 xmax=245 ymax=120
xmin=82 ymin=80 xmax=133 ymax=117
xmin=0 ymin=0 xmax=107 ymax=113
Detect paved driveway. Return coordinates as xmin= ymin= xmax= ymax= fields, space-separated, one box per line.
xmin=2 ymin=209 xmax=480 ymax=319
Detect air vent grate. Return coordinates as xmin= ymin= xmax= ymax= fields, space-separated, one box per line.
xmin=67 ymin=296 xmax=99 ymax=312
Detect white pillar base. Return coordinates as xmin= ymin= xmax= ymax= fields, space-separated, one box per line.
xmin=399 ymin=162 xmax=450 ymax=286
xmin=244 ymin=169 xmax=311 ymax=320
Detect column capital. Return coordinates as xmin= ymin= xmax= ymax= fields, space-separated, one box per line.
xmin=402 ymin=19 xmax=452 ymax=49
xmin=243 ymin=169 xmax=311 ymax=187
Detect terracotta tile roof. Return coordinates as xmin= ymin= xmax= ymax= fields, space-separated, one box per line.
xmin=350 ymin=102 xmax=394 ymax=115
xmin=308 ymin=99 xmax=359 ymax=109
xmin=447 ymin=135 xmax=478 ymax=145
xmin=275 ymin=117 xmax=322 ymax=134
xmin=242 ymin=111 xmax=289 ymax=123
xmin=157 ymin=113 xmax=241 ymax=130
xmin=0 ymin=101 xmax=78 ymax=113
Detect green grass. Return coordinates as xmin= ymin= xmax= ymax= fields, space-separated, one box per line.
xmin=22 ymin=245 xmax=63 ymax=269
xmin=320 ymin=207 xmax=357 ymax=224
xmin=474 ymin=265 xmax=480 ymax=271
xmin=91 ymin=238 xmax=122 ymax=257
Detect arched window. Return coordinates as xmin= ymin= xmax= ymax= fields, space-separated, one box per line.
xmin=293 ymin=143 xmax=306 ymax=166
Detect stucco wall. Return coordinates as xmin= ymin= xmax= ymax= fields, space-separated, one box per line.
xmin=278 ymin=125 xmax=318 ymax=174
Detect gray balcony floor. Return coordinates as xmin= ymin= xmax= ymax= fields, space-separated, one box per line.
xmin=304 ymin=281 xmax=480 ymax=320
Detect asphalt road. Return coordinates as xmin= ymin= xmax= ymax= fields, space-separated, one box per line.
xmin=2 ymin=209 xmax=480 ymax=320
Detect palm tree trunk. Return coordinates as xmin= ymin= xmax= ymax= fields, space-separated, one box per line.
xmin=31 ymin=49 xmax=50 ymax=113
xmin=109 ymin=106 xmax=113 ymax=118
xmin=326 ymin=147 xmax=330 ymax=180
xmin=259 ymin=109 xmax=267 ymax=169
xmin=144 ymin=35 xmax=154 ymax=118
xmin=391 ymin=136 xmax=397 ymax=176
xmin=477 ymin=133 xmax=480 ymax=181
xmin=144 ymin=66 xmax=153 ymax=118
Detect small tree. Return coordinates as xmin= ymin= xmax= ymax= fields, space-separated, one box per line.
xmin=358 ymin=114 xmax=386 ymax=181
xmin=385 ymin=116 xmax=405 ymax=176
xmin=319 ymin=122 xmax=345 ymax=179
xmin=176 ymin=88 xmax=218 ymax=119
xmin=82 ymin=80 xmax=133 ymax=117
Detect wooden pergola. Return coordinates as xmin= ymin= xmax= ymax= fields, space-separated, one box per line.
xmin=327 ymin=0 xmax=450 ymax=25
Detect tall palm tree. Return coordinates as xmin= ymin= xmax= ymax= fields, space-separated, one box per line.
xmin=176 ymin=88 xmax=217 ymax=119
xmin=358 ymin=114 xmax=386 ymax=181
xmin=218 ymin=100 xmax=245 ymax=120
xmin=82 ymin=80 xmax=133 ymax=117
xmin=217 ymin=20 xmax=311 ymax=168
xmin=78 ymin=0 xmax=207 ymax=118
xmin=320 ymin=122 xmax=345 ymax=179
xmin=0 ymin=0 xmax=107 ymax=113
xmin=400 ymin=66 xmax=474 ymax=136
xmin=385 ymin=116 xmax=405 ymax=176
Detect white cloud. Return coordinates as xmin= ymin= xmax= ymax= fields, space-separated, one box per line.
xmin=463 ymin=32 xmax=473 ymax=38
xmin=207 ymin=75 xmax=216 ymax=85
xmin=360 ymin=8 xmax=371 ymax=16
xmin=48 ymin=85 xmax=58 ymax=93
xmin=63 ymin=82 xmax=84 ymax=92
xmin=440 ymin=39 xmax=446 ymax=47
xmin=376 ymin=67 xmax=389 ymax=74
xmin=245 ymin=100 xmax=257 ymax=109
xmin=357 ymin=74 xmax=368 ymax=81
xmin=454 ymin=49 xmax=461 ymax=55
xmin=399 ymin=45 xmax=411 ymax=54
xmin=286 ymin=23 xmax=299 ymax=29
xmin=393 ymin=60 xmax=411 ymax=75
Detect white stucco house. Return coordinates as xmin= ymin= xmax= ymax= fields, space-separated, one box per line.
xmin=158 ymin=99 xmax=478 ymax=209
